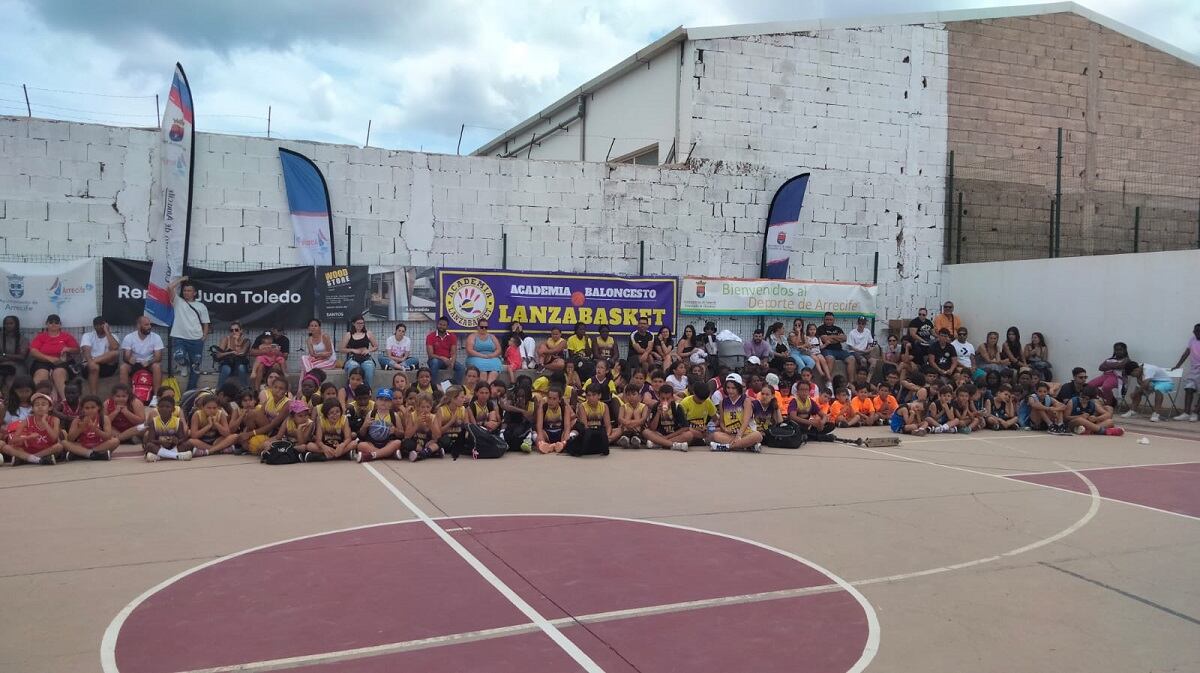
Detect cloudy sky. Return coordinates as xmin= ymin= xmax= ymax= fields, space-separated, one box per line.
xmin=1 ymin=0 xmax=1196 ymax=154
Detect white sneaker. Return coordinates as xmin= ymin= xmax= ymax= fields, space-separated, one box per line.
xmin=616 ymin=436 xmax=631 ymax=448
xmin=629 ymin=436 xmax=642 ymax=448
xmin=671 ymin=442 xmax=688 ymax=452
xmin=177 ymin=450 xmax=194 ymax=461
xmin=1149 ymin=413 xmax=1160 ymax=422
xmin=144 ymin=452 xmax=159 ymax=462
xmin=1119 ymin=410 xmax=1136 ymax=418
xmin=1173 ymin=413 xmax=1191 ymax=421
xmin=1190 ymin=414 xmax=1199 ymax=422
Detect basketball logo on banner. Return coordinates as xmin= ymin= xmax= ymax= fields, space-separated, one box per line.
xmin=445 ymin=276 xmax=495 ymax=327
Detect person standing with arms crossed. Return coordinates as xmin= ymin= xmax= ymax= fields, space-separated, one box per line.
xmin=167 ymin=277 xmax=210 ymax=392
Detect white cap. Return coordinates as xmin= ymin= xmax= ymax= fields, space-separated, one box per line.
xmin=747 ymin=356 xmax=761 ymax=365
xmin=725 ymin=372 xmax=744 ymax=385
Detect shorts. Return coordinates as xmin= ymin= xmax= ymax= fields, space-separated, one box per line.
xmin=889 ymin=412 xmax=904 ymax=433
xmin=95 ymin=362 xmax=119 ymax=378
xmin=822 ymin=349 xmax=851 ymax=362
xmin=1185 ymin=371 xmax=1199 ymax=391
xmin=1150 ymin=380 xmax=1175 ymax=395
xmin=30 ymin=361 xmax=69 ymax=375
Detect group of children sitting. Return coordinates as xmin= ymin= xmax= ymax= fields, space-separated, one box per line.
xmin=0 ymin=348 xmax=1127 ymax=466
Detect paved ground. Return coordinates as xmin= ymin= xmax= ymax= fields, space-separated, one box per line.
xmin=1 ymin=421 xmax=1197 ymax=672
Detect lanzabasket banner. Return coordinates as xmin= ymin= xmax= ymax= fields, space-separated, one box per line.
xmin=680 ymin=276 xmax=877 ymax=318
xmin=437 ymin=268 xmax=677 ymax=334
xmin=103 ymin=258 xmax=314 ymax=328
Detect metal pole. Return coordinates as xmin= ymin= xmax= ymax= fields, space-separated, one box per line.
xmin=945 ymin=150 xmax=954 ymax=264
xmin=364 ymin=120 xmax=372 ymax=147
xmin=639 ymin=241 xmax=645 ymax=275
xmin=22 ymin=84 xmax=31 ymax=117
xmin=267 ymin=106 xmax=272 ymax=139
xmin=1133 ymin=206 xmax=1140 ymax=253
xmin=955 ymin=192 xmax=964 ymax=264
xmin=605 ymin=138 xmax=616 ymax=162
xmin=871 ymin=251 xmax=879 ymax=335
xmin=155 ymin=94 xmax=160 ymax=123
xmin=1054 ymin=127 xmax=1063 ymax=258
xmin=1049 ymin=198 xmax=1056 ymax=258
xmin=456 ymin=124 xmax=465 ymax=155
xmin=502 ymin=233 xmax=508 ymax=270
xmin=1195 ymin=191 xmax=1199 ymax=249
xmin=346 ymin=225 xmax=352 ymax=266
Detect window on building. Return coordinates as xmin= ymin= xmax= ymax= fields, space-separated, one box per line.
xmin=613 ymin=144 xmax=658 ymax=165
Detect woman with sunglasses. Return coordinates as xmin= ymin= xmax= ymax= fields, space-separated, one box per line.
xmin=340 ymin=315 xmax=379 ymax=385
xmin=215 ymin=322 xmax=251 ymax=387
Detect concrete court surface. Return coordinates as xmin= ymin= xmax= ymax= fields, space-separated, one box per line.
xmin=0 ymin=423 xmax=1197 ymax=673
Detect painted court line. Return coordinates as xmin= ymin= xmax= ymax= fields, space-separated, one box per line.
xmin=360 ymin=464 xmax=607 ymax=673
xmin=174 ymin=585 xmax=846 ymax=673
xmin=1004 ymin=460 xmax=1200 ymax=478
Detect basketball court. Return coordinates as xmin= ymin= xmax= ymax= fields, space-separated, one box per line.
xmin=2 ymin=422 xmax=1198 ymax=672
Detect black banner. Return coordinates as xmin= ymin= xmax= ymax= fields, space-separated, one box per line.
xmin=102 ymin=258 xmax=315 ymax=328
xmin=315 ymin=266 xmax=371 ymax=327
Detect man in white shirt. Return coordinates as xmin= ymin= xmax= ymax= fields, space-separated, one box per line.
xmin=1122 ymin=362 xmax=1174 ymax=422
xmin=81 ymin=315 xmax=120 ymax=394
xmin=845 ymin=316 xmax=878 ymax=383
xmin=953 ymin=327 xmax=977 ymax=377
xmin=121 ymin=316 xmax=165 ymax=391
xmin=168 ymin=276 xmax=210 ymax=391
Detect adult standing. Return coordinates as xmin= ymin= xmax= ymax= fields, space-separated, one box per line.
xmin=933 ymin=300 xmax=963 ymax=337
xmin=167 ymin=277 xmax=210 ymax=392
xmin=120 ymin=316 xmax=165 ymax=391
xmin=1170 ymin=323 xmax=1200 ymax=422
xmin=815 ymin=312 xmax=849 ymax=375
xmin=0 ymin=315 xmax=30 ymax=389
xmin=906 ymin=308 xmax=934 ymax=364
xmin=214 ymin=321 xmax=251 ymax=388
xmin=29 ymin=314 xmax=80 ymax=400
xmin=340 ymin=315 xmax=378 ymax=385
xmin=301 ymin=319 xmax=337 ymax=373
xmin=425 ymin=316 xmax=463 ymax=384
xmin=464 ymin=318 xmax=502 ymax=384
xmin=81 ymin=316 xmax=120 ymax=394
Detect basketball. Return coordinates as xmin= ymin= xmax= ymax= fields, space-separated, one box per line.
xmin=570 ymin=291 xmax=585 ymax=307
xmin=368 ymin=420 xmax=391 ymax=442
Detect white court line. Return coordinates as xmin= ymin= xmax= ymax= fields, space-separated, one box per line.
xmin=360 ymin=464 xmax=606 ymax=673
xmin=853 ymin=442 xmax=1200 ymax=523
xmin=1004 ymin=460 xmax=1200 ymax=478
xmin=176 ymin=585 xmax=845 ymax=673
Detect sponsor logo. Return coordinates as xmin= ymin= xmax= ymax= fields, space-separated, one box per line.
xmin=169 ymin=118 xmax=185 ymax=142
xmin=777 ymin=231 xmax=787 ymax=245
xmin=48 ymin=277 xmax=94 ymax=310
xmin=445 ymin=277 xmax=494 ymax=327
xmin=695 ymin=281 xmax=706 ymax=298
xmin=7 ymin=274 xmax=24 ymax=299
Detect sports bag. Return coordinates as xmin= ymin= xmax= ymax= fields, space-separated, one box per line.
xmin=765 ymin=421 xmax=806 ymax=449
xmin=261 ymin=439 xmax=302 ymax=465
xmin=466 ymin=423 xmax=507 ymax=459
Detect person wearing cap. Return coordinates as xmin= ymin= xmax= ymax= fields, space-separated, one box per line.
xmin=29 ymin=314 xmax=80 ymax=401
xmin=845 ymin=316 xmax=878 ymax=385
xmin=355 ymin=388 xmax=404 ymax=461
xmin=274 ymin=399 xmax=315 ymax=448
xmin=709 ymin=373 xmax=763 ymax=452
xmin=1 ymin=391 xmax=63 ymax=465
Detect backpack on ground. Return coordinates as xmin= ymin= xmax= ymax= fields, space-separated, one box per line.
xmin=466 ymin=423 xmax=507 ymax=459
xmin=261 ymin=439 xmax=301 ymax=465
xmin=765 ymin=421 xmax=806 ymax=449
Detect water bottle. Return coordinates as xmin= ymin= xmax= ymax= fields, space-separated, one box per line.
xmin=706 ymin=420 xmax=717 ymax=434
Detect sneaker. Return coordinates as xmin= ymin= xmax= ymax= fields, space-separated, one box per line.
xmin=947 ymin=426 xmax=958 ymax=434
xmin=520 ymin=437 xmax=533 ymax=453
xmin=629 ymin=436 xmax=642 ymax=449
xmin=1119 ymin=410 xmax=1136 ymax=418
xmin=750 ymin=443 xmax=763 ymax=453
xmin=958 ymin=426 xmax=971 ymax=434
xmin=1104 ymin=427 xmax=1125 ymax=436
xmin=232 ymin=445 xmax=248 ymax=455
xmin=616 ymin=436 xmax=631 ymax=448
xmin=303 ymin=451 xmax=328 ymax=463
xmin=357 ymin=451 xmax=373 ymax=463
xmin=145 ymin=452 xmax=160 ymax=463
xmin=932 ymin=425 xmax=945 ymax=434
xmin=1191 ymin=414 xmax=1199 ymax=422
xmin=1073 ymin=425 xmax=1087 ymax=435
xmin=90 ymin=449 xmax=112 ymax=461
xmin=1173 ymin=413 xmax=1191 ymax=421
xmin=408 ymin=450 xmax=419 ymax=462
xmin=914 ymin=428 xmax=928 ymax=436
xmin=177 ymin=450 xmax=193 ymax=461
xmin=348 ymin=449 xmax=360 ymax=461
xmin=709 ymin=442 xmax=730 ymax=452
xmin=1149 ymin=413 xmax=1160 ymax=422
xmin=671 ymin=442 xmax=688 ymax=452
xmin=40 ymin=454 xmax=57 ymax=465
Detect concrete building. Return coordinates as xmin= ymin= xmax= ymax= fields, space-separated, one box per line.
xmin=475 ymin=2 xmax=1200 ymax=262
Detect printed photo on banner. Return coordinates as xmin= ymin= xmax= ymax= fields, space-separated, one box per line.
xmin=438 ymin=268 xmax=677 ymax=334
xmin=1 ymin=259 xmax=98 ymax=328
xmin=680 ymin=276 xmax=876 ymax=318
xmin=365 ymin=266 xmax=438 ymax=323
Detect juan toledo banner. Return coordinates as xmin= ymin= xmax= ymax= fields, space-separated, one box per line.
xmin=437 ymin=269 xmax=677 ymax=334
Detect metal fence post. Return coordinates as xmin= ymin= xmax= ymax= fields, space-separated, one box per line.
xmin=639 ymin=241 xmax=645 ymax=275
xmin=1049 ymin=198 xmax=1056 ymax=258
xmin=955 ymin=192 xmax=964 ymax=264
xmin=1054 ymin=127 xmax=1063 ymax=258
xmin=502 ymin=233 xmax=508 ymax=270
xmin=945 ymin=150 xmax=954 ymax=264
xmin=1133 ymin=206 xmax=1140 ymax=253
xmin=871 ymin=251 xmax=879 ymax=334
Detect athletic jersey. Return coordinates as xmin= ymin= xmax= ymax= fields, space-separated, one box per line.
xmin=594 ymin=336 xmax=617 ymax=360
xmin=720 ymin=395 xmax=747 ymax=433
xmin=284 ymin=417 xmax=312 ymax=440
xmin=504 ymin=400 xmax=535 ymax=425
xmin=319 ymin=416 xmax=348 ymax=447
xmin=541 ymin=402 xmax=566 ymax=434
xmin=649 ymin=401 xmax=684 ymax=434
xmin=75 ymin=417 xmax=107 ymax=448
xmin=751 ymin=398 xmax=777 ymax=427
xmin=579 ymin=400 xmax=607 ymax=430
xmin=437 ymin=406 xmax=468 ymax=439
xmin=851 ymin=397 xmax=877 ymax=416
xmin=106 ymin=399 xmax=138 ymax=432
xmin=260 ymin=391 xmax=290 ymax=418
xmin=929 ymin=400 xmax=952 ymax=424
xmin=992 ymin=397 xmax=1012 ymax=420
xmin=829 ymin=400 xmax=853 ymax=421
xmin=413 ymin=383 xmax=438 ymax=398
xmin=791 ymin=396 xmax=816 ymax=419
xmin=679 ymin=395 xmax=717 ymax=430
xmin=1070 ymin=396 xmax=1096 ymax=416
xmin=872 ymin=394 xmax=898 ymax=415
xmin=192 ymin=409 xmax=227 ymax=440
xmin=368 ymin=409 xmax=399 ymax=431
xmin=152 ymin=414 xmax=184 ymax=446
xmin=409 ymin=412 xmax=434 ymax=443
xmin=566 ymin=334 xmax=592 ymax=358
xmin=20 ymin=416 xmax=57 ymax=450
xmin=582 ymin=377 xmax=618 ymax=401
xmin=57 ymin=400 xmax=81 ymax=420
xmin=952 ymin=401 xmax=973 ymax=420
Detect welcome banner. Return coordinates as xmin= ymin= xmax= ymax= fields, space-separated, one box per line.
xmin=144 ymin=63 xmax=196 ymax=326
xmin=0 ymin=259 xmax=98 ymax=327
xmin=680 ymin=276 xmax=877 ymax=318
xmin=437 ymin=269 xmax=677 ymax=334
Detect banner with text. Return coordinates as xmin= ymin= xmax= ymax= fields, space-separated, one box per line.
xmin=315 ymin=266 xmax=370 ymax=326
xmin=437 ymin=268 xmax=676 ymax=334
xmin=1 ymin=259 xmax=98 ymax=328
xmin=103 ymin=258 xmax=314 ymax=328
xmin=680 ymin=277 xmax=876 ymax=318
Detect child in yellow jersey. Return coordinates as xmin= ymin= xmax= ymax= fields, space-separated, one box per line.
xmin=709 ymin=374 xmax=763 ymax=452
xmin=143 ymin=395 xmax=192 ymax=462
xmin=412 ymin=367 xmax=441 ymax=403
xmin=404 ymin=394 xmax=442 ymax=461
xmin=615 ymin=383 xmax=648 ymax=448
xmin=355 ymin=389 xmax=404 ymax=461
xmin=304 ymin=400 xmax=356 ymax=461
xmin=189 ymin=394 xmax=239 ymax=457
xmin=435 ymin=386 xmax=471 ymax=459
xmin=467 ymin=384 xmax=500 ymax=433
xmin=641 ymin=383 xmax=691 ymax=451
xmin=275 ymin=399 xmax=315 ymax=446
xmin=499 ymin=384 xmax=536 ymax=454
xmin=535 ymin=386 xmax=573 ymax=453
xmin=567 ymin=383 xmax=611 ymax=456
xmin=678 ymin=381 xmax=718 ymax=447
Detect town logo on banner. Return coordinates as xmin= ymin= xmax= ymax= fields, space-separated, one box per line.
xmin=7 ymin=274 xmax=23 ymax=299
xmin=445 ymin=276 xmax=496 ymax=327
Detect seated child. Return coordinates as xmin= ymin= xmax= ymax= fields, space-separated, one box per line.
xmin=143 ymin=395 xmax=192 ymax=462
xmin=62 ymin=394 xmax=118 ymax=461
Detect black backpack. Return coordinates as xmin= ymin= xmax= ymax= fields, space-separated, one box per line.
xmin=765 ymin=421 xmax=806 ymax=449
xmin=261 ymin=439 xmax=302 ymax=465
xmin=466 ymin=424 xmax=507 ymax=459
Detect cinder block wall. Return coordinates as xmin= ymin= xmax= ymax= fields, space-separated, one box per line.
xmin=947 ymin=12 xmax=1200 ymax=261
xmin=686 ymin=23 xmax=951 ymax=319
